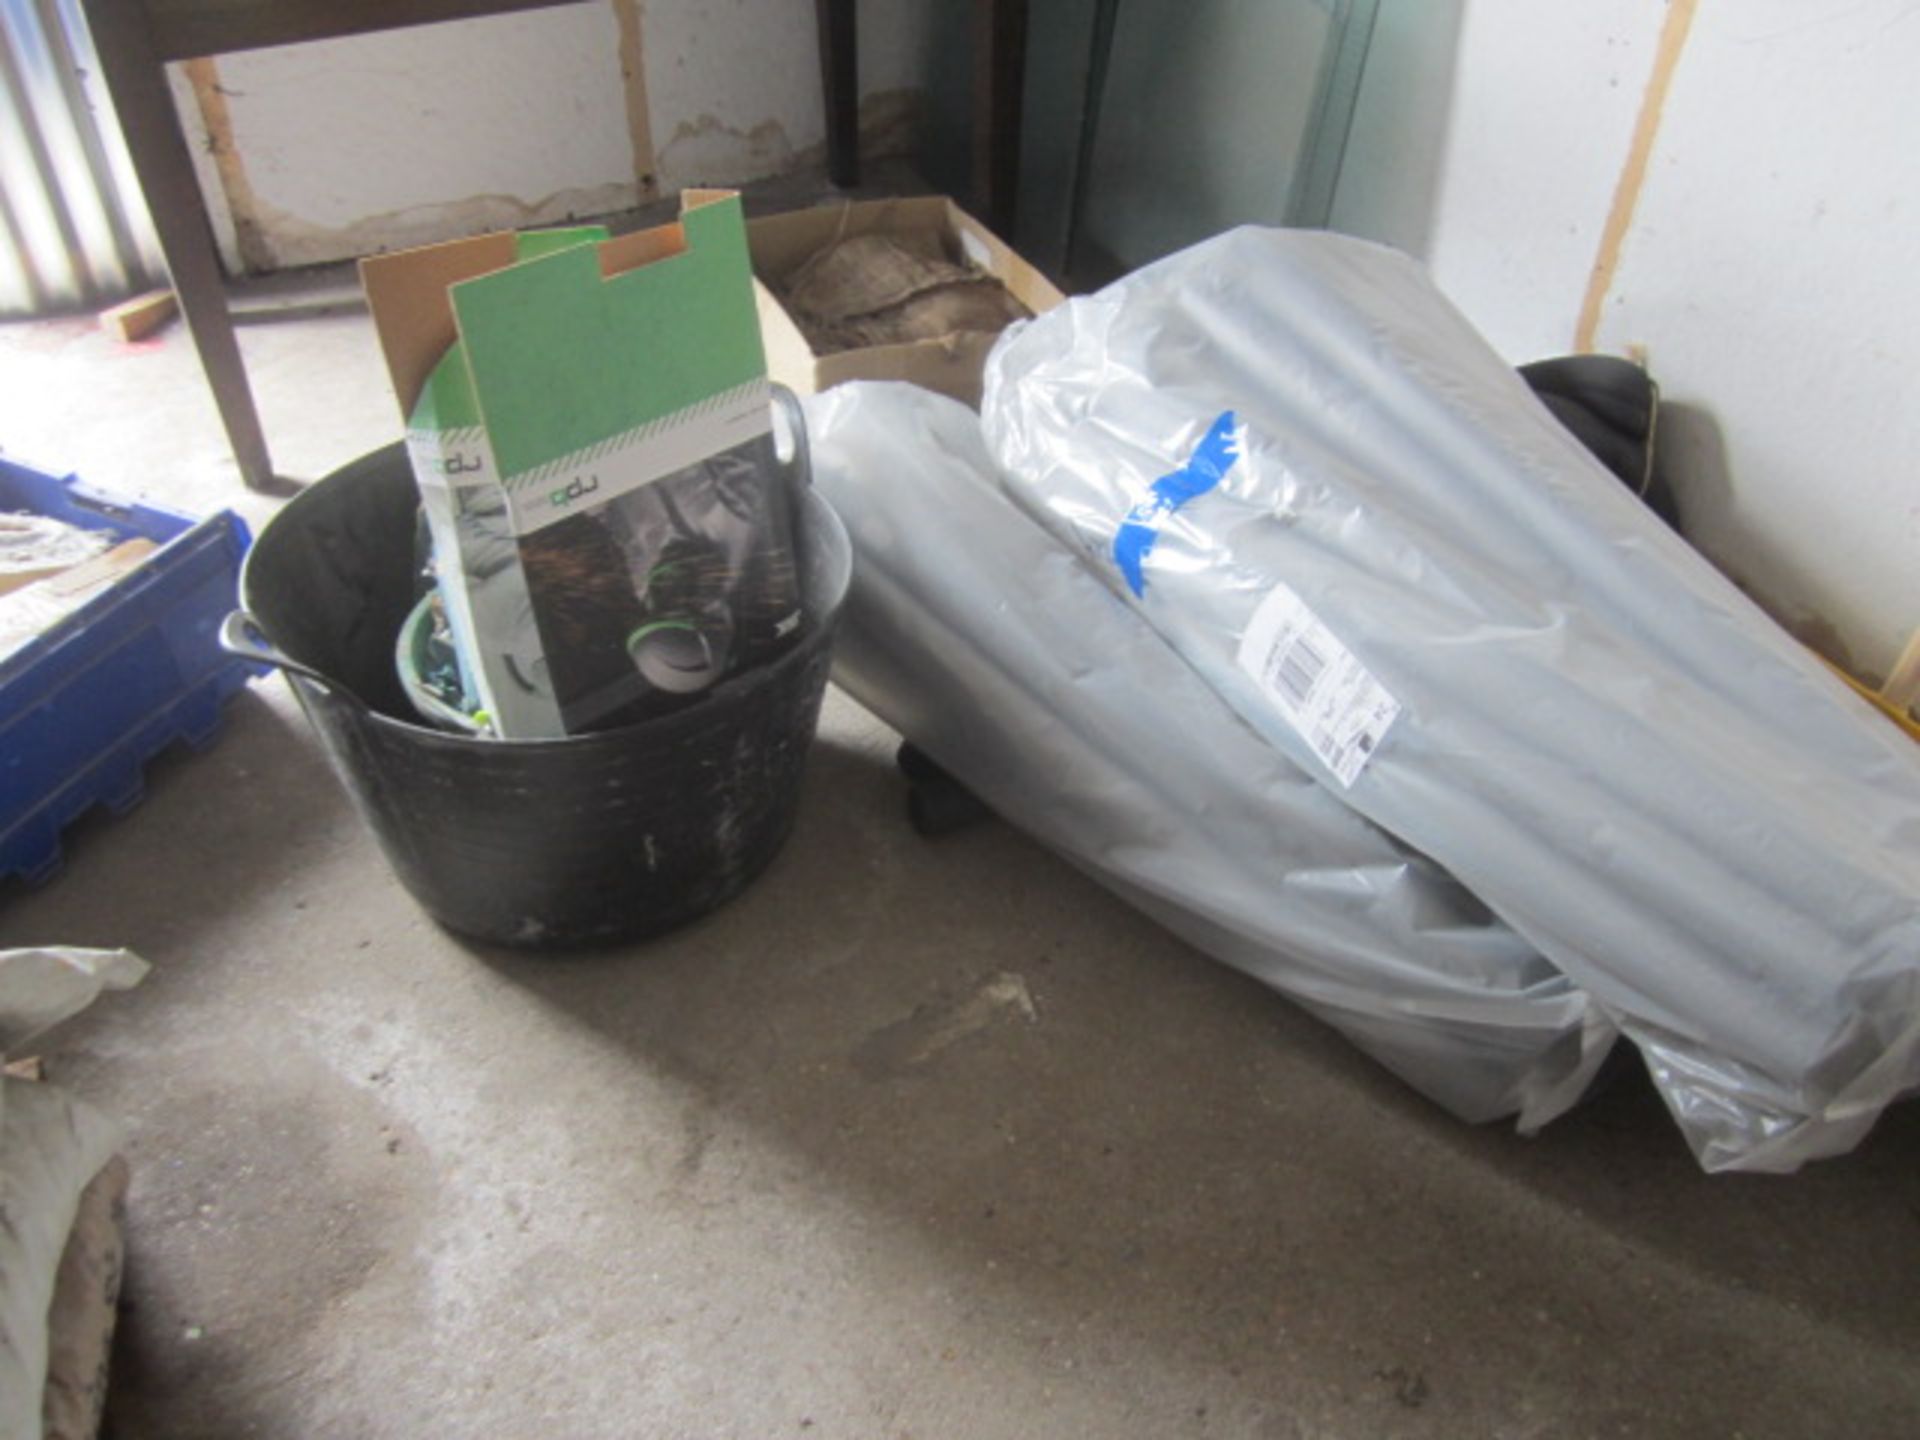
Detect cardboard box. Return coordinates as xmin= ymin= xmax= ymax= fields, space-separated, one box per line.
xmin=361 ymin=192 xmax=800 ymax=739
xmin=748 ymin=196 xmax=1065 ymax=409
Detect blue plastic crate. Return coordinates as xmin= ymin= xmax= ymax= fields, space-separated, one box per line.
xmin=0 ymin=456 xmax=260 ymax=885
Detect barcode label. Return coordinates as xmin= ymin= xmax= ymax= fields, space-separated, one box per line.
xmin=1275 ymin=633 xmax=1326 ymax=708
xmin=1235 ymin=581 xmax=1399 ymax=788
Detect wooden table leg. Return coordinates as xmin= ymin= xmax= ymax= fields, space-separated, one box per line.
xmin=1062 ymin=0 xmax=1119 ymax=286
xmin=82 ymin=0 xmax=288 ymax=494
xmin=815 ymin=0 xmax=859 ymax=188
xmin=972 ymin=0 xmax=1029 ymax=238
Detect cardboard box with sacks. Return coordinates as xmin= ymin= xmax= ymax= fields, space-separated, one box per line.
xmin=748 ymin=196 xmax=1065 ymax=409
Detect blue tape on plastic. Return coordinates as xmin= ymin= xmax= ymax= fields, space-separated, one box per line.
xmin=1112 ymin=410 xmax=1240 ymax=596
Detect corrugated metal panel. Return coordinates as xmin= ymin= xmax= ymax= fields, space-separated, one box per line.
xmin=1 ymin=0 xmax=165 ymax=316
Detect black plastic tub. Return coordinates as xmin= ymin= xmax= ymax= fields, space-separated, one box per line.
xmin=224 ymin=442 xmax=850 ymax=949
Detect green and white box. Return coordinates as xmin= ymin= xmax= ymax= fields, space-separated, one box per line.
xmin=364 ymin=192 xmax=801 ymax=738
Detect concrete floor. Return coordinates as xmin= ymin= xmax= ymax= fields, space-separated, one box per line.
xmin=3 ymin=282 xmax=1919 ymax=1440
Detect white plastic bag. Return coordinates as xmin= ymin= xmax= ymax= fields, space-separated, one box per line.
xmin=0 ymin=1081 xmax=122 ymax=1440
xmin=808 ymin=382 xmax=1610 ymax=1129
xmin=0 ymin=947 xmax=144 ymax=1440
xmin=982 ymin=227 xmax=1920 ymax=1171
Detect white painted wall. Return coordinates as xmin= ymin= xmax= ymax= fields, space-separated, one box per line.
xmin=1591 ymin=0 xmax=1920 ymax=681
xmin=643 ymin=0 xmax=936 ymax=192
xmin=169 ymin=63 xmax=245 ymax=278
xmin=1331 ymin=0 xmax=1662 ymax=363
xmin=174 ymin=0 xmax=936 ymax=270
xmin=183 ymin=5 xmax=639 ymax=270
xmin=1332 ymin=0 xmax=1919 ymax=679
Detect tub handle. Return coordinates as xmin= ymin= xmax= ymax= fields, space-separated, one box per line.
xmin=220 ymin=610 xmax=349 ymax=697
xmin=771 ymin=382 xmax=812 ymax=493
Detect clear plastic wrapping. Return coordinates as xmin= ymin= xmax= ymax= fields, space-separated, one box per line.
xmin=981 ymin=227 xmax=1920 ymax=1171
xmin=808 ymin=382 xmax=1611 ymax=1130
